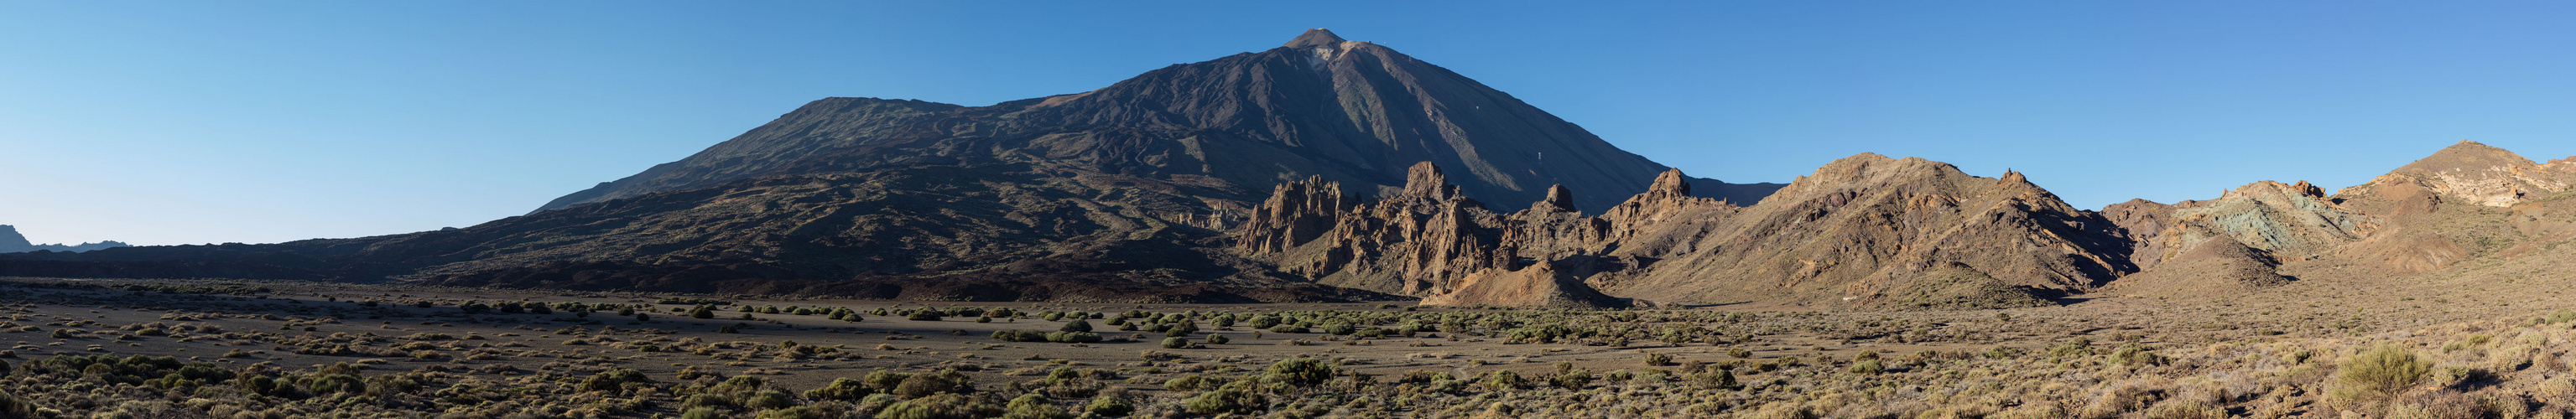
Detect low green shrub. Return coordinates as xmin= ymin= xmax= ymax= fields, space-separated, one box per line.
xmin=2333 ymin=345 xmax=2433 ymax=403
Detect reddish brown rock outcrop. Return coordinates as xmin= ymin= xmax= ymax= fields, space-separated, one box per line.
xmin=1237 ymin=162 xmax=1637 ymax=308
xmin=1242 ymin=155 xmax=2144 ymax=309
xmin=1237 ymin=163 xmax=1521 ymax=297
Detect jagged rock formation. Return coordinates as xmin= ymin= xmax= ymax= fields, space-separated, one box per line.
xmin=535 ymin=28 xmax=1780 ymax=216
xmin=1267 ymin=142 xmax=2576 ymax=308
xmin=1237 ymin=161 xmax=1650 ymax=308
xmin=1241 ymin=155 xmax=2141 ymax=309
xmin=0 ymin=225 xmax=127 ymax=253
xmin=1236 ymin=163 xmax=1518 ymax=297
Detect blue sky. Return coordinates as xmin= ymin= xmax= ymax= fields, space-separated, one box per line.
xmin=3 ymin=1 xmax=2571 ymax=246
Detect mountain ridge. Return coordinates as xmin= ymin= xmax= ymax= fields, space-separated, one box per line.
xmin=0 ymin=225 xmax=127 ymax=254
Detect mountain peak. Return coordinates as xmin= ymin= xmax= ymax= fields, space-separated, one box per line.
xmin=2396 ymin=140 xmax=2534 ymax=175
xmin=1283 ymin=28 xmax=1347 ymax=48
xmin=533 ymin=23 xmax=1781 ymax=216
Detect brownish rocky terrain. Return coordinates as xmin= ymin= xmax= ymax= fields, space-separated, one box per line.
xmin=1228 ymin=140 xmax=2576 ymax=314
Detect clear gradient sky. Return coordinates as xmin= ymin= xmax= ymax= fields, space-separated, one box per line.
xmin=3 ymin=1 xmax=2572 ymax=246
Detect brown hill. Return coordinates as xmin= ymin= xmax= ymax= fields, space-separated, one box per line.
xmin=2356 ymin=140 xmax=2576 ymax=208
xmin=2106 ymin=141 xmax=2576 ymax=299
xmin=1582 ymin=153 xmax=2136 ymax=308
xmin=2308 ymin=141 xmax=2574 ymax=275
xmin=2107 ymin=237 xmax=2293 ymax=298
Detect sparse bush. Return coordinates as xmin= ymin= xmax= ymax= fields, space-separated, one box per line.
xmin=1084 ymin=396 xmax=1133 ymax=416
xmin=2333 ymin=345 xmax=2433 ymax=403
xmin=1163 ymin=375 xmax=1209 ymax=391
xmin=1265 ymin=358 xmax=1336 ymax=385
xmin=1324 ymin=323 xmax=1356 ymax=335
xmin=2111 ymin=344 xmax=2164 ymax=367
xmin=1183 ymin=388 xmax=1264 ymax=416
xmin=1688 ymin=370 xmax=1736 ymax=388
xmin=2548 ymin=310 xmax=2576 ymax=324
xmin=1003 ymin=393 xmax=1071 ymax=419
xmin=1481 ymin=370 xmax=1526 ymax=391
xmin=1847 ymin=360 xmax=1884 ymax=375
xmin=745 ymin=390 xmax=797 ymax=409
xmin=1547 ymin=362 xmax=1595 ymax=388
xmin=808 ymin=377 xmax=872 ymax=401
xmin=580 ymin=368 xmax=652 ymax=392
xmin=1644 ymin=351 xmax=1673 ymax=366
xmin=991 ymin=329 xmax=1046 ymax=343
xmin=876 ymin=393 xmax=1001 ymax=419
xmin=1043 ymin=332 xmax=1101 ymax=344
xmin=892 ymin=370 xmax=974 ymax=398
xmin=2141 ymin=399 xmax=2225 ymax=419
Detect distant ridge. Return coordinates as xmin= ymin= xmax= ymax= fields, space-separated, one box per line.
xmin=0 ymin=225 xmax=127 ymax=253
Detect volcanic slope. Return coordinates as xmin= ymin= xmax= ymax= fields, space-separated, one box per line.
xmin=536 ymin=28 xmax=1779 ymax=215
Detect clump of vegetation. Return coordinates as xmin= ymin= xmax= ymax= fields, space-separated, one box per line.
xmin=1264 ymin=358 xmax=1336 ymax=385
xmin=2333 ymin=344 xmax=2433 ymax=403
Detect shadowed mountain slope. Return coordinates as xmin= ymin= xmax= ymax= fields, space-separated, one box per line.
xmin=538 ymin=28 xmax=1779 ymax=215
